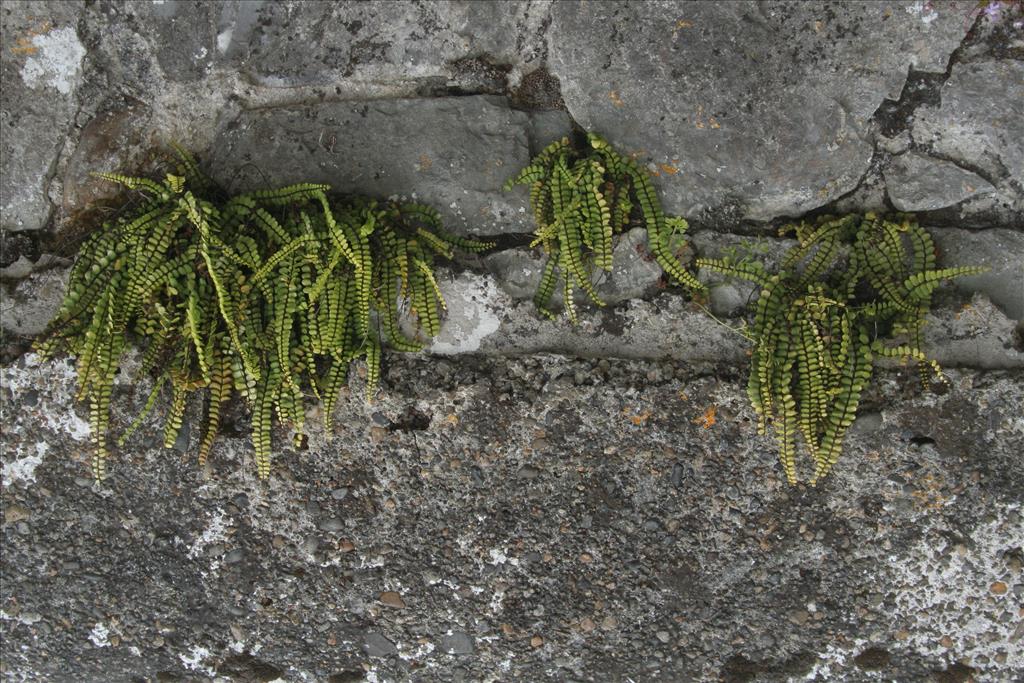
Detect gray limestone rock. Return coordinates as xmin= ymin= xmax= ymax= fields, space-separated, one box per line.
xmin=430 ymin=270 xmax=749 ymax=365
xmin=215 ymin=0 xmax=552 ymax=88
xmin=913 ymin=60 xmax=1024 ymax=183
xmin=925 ymin=293 xmax=1024 ymax=370
xmin=0 ymin=264 xmax=69 ymax=338
xmin=911 ymin=60 xmax=1024 ymax=226
xmin=930 ymin=227 xmax=1024 ymax=321
xmin=876 ymin=131 xmax=912 ymax=156
xmin=441 ymin=630 xmax=475 ymax=655
xmin=547 ymin=1 xmax=968 ymax=222
xmin=3 ymin=2 xmax=1024 ymax=682
xmin=525 ymin=109 xmax=574 ymax=155
xmin=61 ymin=106 xmax=156 ymax=220
xmin=363 ymin=632 xmax=398 ymax=658
xmin=145 ymin=0 xmax=217 ymax=83
xmin=429 ymin=270 xmax=1023 ymax=370
xmin=597 ymin=228 xmax=669 ymax=303
xmin=707 ymin=283 xmax=749 ymax=318
xmin=484 ymin=228 xmax=666 ymax=307
xmin=484 ymin=248 xmax=544 ymax=301
xmin=209 ymin=96 xmax=533 ymax=236
xmin=1 ymin=5 xmax=87 ymax=231
xmin=2 ymin=349 xmax=1023 ymax=681
xmin=884 ymin=152 xmax=995 ymax=212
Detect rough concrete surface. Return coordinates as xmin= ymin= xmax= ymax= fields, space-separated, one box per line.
xmin=2 ymin=1 xmax=1023 ymax=682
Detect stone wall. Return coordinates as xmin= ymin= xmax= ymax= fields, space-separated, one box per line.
xmin=1 ymin=2 xmax=1022 ymax=681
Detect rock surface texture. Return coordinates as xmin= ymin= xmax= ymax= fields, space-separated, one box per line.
xmin=2 ymin=1 xmax=1023 ymax=682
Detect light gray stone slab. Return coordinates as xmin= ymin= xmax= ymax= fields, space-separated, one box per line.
xmin=913 ymin=60 xmax=1024 ymax=182
xmin=484 ymin=228 xmax=666 ymax=307
xmin=430 ymin=270 xmax=750 ymax=364
xmin=930 ymin=227 xmax=1024 ymax=321
xmin=884 ymin=152 xmax=995 ymax=212
xmin=209 ymin=0 xmax=552 ymax=87
xmin=431 ymin=269 xmax=1024 ymax=368
xmin=0 ymin=5 xmax=87 ymax=231
xmin=0 ymin=264 xmax=69 ymax=338
xmin=925 ymin=293 xmax=1024 ymax=369
xmin=209 ymin=96 xmax=533 ymax=236
xmin=547 ymin=1 xmax=968 ymax=222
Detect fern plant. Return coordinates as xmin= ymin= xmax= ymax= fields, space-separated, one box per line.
xmin=504 ymin=133 xmax=704 ymax=322
xmin=36 ymin=147 xmax=492 ymax=480
xmin=697 ymin=213 xmax=986 ymax=485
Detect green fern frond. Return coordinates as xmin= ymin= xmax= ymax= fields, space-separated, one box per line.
xmin=505 ymin=131 xmax=702 ymax=322
xmin=38 ymin=148 xmax=491 ymax=481
xmin=92 ymin=172 xmax=171 ymax=200
xmin=241 ymin=183 xmax=331 ymax=206
xmin=903 ymin=266 xmax=987 ymax=302
xmin=732 ymin=213 xmax=984 ymax=485
xmin=696 ymin=258 xmax=771 ymax=289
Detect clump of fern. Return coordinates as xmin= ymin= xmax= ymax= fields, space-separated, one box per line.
xmin=697 ymin=213 xmax=986 ymax=485
xmin=36 ymin=147 xmax=492 ymax=481
xmin=504 ymin=132 xmax=704 ymax=323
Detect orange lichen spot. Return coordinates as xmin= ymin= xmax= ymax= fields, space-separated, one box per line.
xmin=10 ymin=38 xmax=39 ymax=55
xmin=910 ymin=472 xmax=949 ymax=511
xmin=659 ymin=164 xmax=680 ymax=175
xmin=694 ymin=405 xmax=717 ymax=429
xmin=445 ymin=413 xmax=459 ymax=425
xmin=694 ymin=105 xmax=720 ymax=130
xmin=622 ymin=407 xmax=652 ymax=426
xmin=10 ymin=22 xmax=54 ymax=55
xmin=672 ymin=19 xmax=693 ymax=40
xmin=608 ymin=90 xmax=625 ymax=107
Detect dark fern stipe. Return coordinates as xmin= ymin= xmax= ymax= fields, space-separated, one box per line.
xmin=504 ymin=132 xmax=704 ymax=323
xmin=35 ymin=146 xmax=494 ymax=481
xmin=697 ymin=213 xmax=986 ymax=485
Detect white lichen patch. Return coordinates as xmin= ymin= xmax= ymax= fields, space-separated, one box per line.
xmin=906 ymin=0 xmax=939 ymax=25
xmin=88 ymin=622 xmax=111 ymax=647
xmin=1 ymin=353 xmax=91 ymax=443
xmin=0 ymin=611 xmax=43 ymax=626
xmin=889 ymin=504 xmax=1023 ymax=678
xmin=398 ymin=640 xmax=436 ymax=662
xmin=1 ymin=443 xmax=48 ymax=487
xmin=799 ymin=639 xmax=866 ymax=681
xmin=187 ymin=508 xmax=231 ymax=560
xmin=429 ymin=274 xmax=505 ymax=355
xmin=179 ymin=645 xmax=216 ymax=676
xmin=19 ymin=26 xmax=87 ymax=95
xmin=216 ymin=25 xmax=234 ymax=53
xmin=1 ymin=354 xmax=98 ymax=484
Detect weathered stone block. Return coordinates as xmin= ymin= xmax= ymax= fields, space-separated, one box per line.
xmin=931 ymin=227 xmax=1024 ymax=321
xmin=209 ymin=96 xmax=533 ymax=236
xmin=484 ymin=228 xmax=666 ymax=308
xmin=547 ymin=1 xmax=968 ymax=222
xmin=1 ymin=5 xmax=87 ymax=231
xmin=884 ymin=152 xmax=995 ymax=212
xmin=913 ymin=60 xmax=1024 ymax=182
